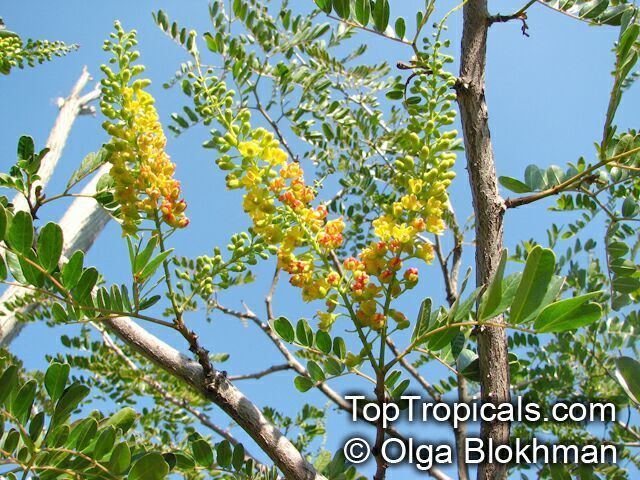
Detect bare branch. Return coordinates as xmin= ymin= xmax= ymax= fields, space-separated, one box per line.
xmin=103 ymin=315 xmax=325 ymax=480
xmin=12 ymin=67 xmax=100 ymax=213
xmin=228 ymin=364 xmax=291 ymax=381
xmin=95 ymin=324 xmax=269 ymax=470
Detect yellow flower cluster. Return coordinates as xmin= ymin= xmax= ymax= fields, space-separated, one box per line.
xmin=100 ymin=22 xmax=188 ymax=235
xmin=373 ymin=172 xmax=451 ymax=244
xmin=226 ymin=127 xmax=345 ymax=302
xmin=214 ymin=101 xmax=455 ymax=334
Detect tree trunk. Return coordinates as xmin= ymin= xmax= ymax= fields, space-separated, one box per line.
xmin=456 ymin=1 xmax=510 ymax=479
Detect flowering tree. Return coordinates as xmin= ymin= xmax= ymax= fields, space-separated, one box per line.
xmin=1 ymin=1 xmax=640 ymax=480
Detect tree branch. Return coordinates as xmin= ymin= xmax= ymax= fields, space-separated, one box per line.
xmin=12 ymin=67 xmax=100 ymax=214
xmin=102 ymin=315 xmax=325 ymax=480
xmin=456 ymin=2 xmax=510 ymax=479
xmin=228 ymin=364 xmax=291 ymax=381
xmin=95 ymin=324 xmax=269 ymax=471
xmin=504 ymin=145 xmax=640 ymax=208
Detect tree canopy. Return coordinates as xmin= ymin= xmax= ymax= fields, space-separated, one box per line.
xmin=0 ymin=1 xmax=639 ymax=480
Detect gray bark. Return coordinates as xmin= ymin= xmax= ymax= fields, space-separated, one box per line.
xmin=456 ymin=1 xmax=510 ymax=479
xmin=103 ymin=316 xmax=324 ymax=480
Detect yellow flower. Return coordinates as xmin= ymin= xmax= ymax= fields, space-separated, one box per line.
xmin=408 ymin=178 xmax=424 ymax=194
xmin=400 ymin=194 xmax=422 ymax=211
xmin=238 ymin=140 xmax=262 ymax=158
xmin=391 ymin=223 xmax=413 ymax=243
xmin=263 ymin=146 xmax=288 ymax=166
xmin=241 ymin=166 xmax=263 ymax=188
xmin=416 ymin=241 xmax=435 ymax=263
xmin=372 ymin=215 xmax=394 ymax=241
xmin=317 ymin=311 xmax=339 ymax=331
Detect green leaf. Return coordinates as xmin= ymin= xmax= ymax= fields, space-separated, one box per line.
xmin=479 ymin=249 xmax=508 ymax=320
xmin=17 ymin=135 xmax=35 ymax=160
xmin=102 ymin=407 xmax=137 ymax=433
xmin=355 ymin=0 xmax=371 ymax=24
xmin=51 ymin=302 xmax=69 ymax=323
xmin=28 ymin=411 xmax=45 ymax=442
xmin=315 ymin=330 xmax=332 ymax=354
xmin=621 ymin=197 xmax=638 ymax=217
xmin=0 ymin=204 xmax=7 ymax=241
xmin=314 ymin=0 xmax=332 ymax=14
xmin=545 ymin=165 xmax=565 ymax=186
xmin=296 ymin=319 xmax=313 ymax=346
xmin=134 ymin=236 xmax=158 ymax=274
xmin=217 ymin=440 xmax=233 ymax=468
xmin=524 ymin=164 xmax=546 ymax=190
xmin=19 ymin=249 xmax=44 ymax=287
xmin=500 ymin=176 xmax=532 ymax=193
xmin=520 ymin=275 xmax=564 ymax=323
xmin=372 ymin=0 xmax=390 ymax=32
xmin=613 ymin=276 xmax=640 ymax=294
xmin=5 ymin=250 xmax=26 ymax=284
xmin=66 ymin=149 xmax=108 ymax=189
xmin=616 ymin=356 xmax=640 ymax=404
xmin=510 ymin=246 xmax=556 ymax=324
xmin=50 ymin=383 xmax=90 ymax=430
xmin=129 ymin=452 xmax=170 ymax=480
xmin=453 ymin=287 xmax=483 ymax=322
xmin=69 ymin=417 xmax=98 ymax=450
xmin=458 ymin=349 xmax=479 ymax=381
xmin=191 ymin=438 xmax=214 ymax=467
xmin=232 ymin=443 xmax=245 ymax=470
xmin=138 ymin=249 xmax=173 ymax=282
xmin=450 ymin=332 xmax=466 ymax=359
xmin=139 ymin=295 xmax=161 ymax=310
xmin=294 ymin=376 xmax=314 ymax=392
xmin=427 ymin=315 xmax=461 ymax=351
xmin=273 ymin=316 xmax=295 ymax=342
xmin=411 ymin=298 xmax=432 ymax=343
xmin=44 ymin=362 xmax=70 ymax=401
xmin=108 ymin=442 xmax=131 ymax=474
xmin=534 ymin=292 xmax=602 ymax=333
xmin=333 ymin=0 xmax=350 ymax=19
xmin=62 ymin=251 xmax=84 ymax=289
xmin=0 ymin=255 xmax=7 ymax=281
xmin=0 ymin=366 xmax=19 ymax=405
xmin=324 ymin=358 xmax=343 ymax=375
xmin=37 ymin=222 xmax=63 ymax=272
xmin=4 ymin=429 xmax=20 ymax=454
xmin=7 ymin=211 xmax=33 ymax=254
xmin=608 ymin=241 xmax=629 ymax=258
xmin=72 ymin=267 xmax=99 ymax=304
xmin=93 ymin=426 xmax=116 ymax=460
xmin=395 ymin=17 xmax=406 ymax=39
xmin=386 ymin=89 xmax=404 ymax=100
xmin=11 ymin=380 xmax=36 ymax=424
xmin=333 ymin=337 xmax=346 ymax=359
xmin=307 ymin=361 xmax=326 ymax=382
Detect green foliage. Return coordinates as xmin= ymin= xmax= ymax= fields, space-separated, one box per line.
xmin=0 ymin=24 xmax=77 ymax=75
xmin=0 ymin=360 xmax=267 ymax=479
xmin=2 ymin=2 xmax=640 ymax=479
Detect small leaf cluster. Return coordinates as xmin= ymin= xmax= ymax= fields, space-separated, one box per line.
xmin=173 ymin=231 xmax=275 ymax=306
xmin=0 ymin=28 xmax=77 ymax=75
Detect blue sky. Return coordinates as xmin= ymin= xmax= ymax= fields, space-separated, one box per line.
xmin=1 ymin=1 xmax=638 ymax=478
